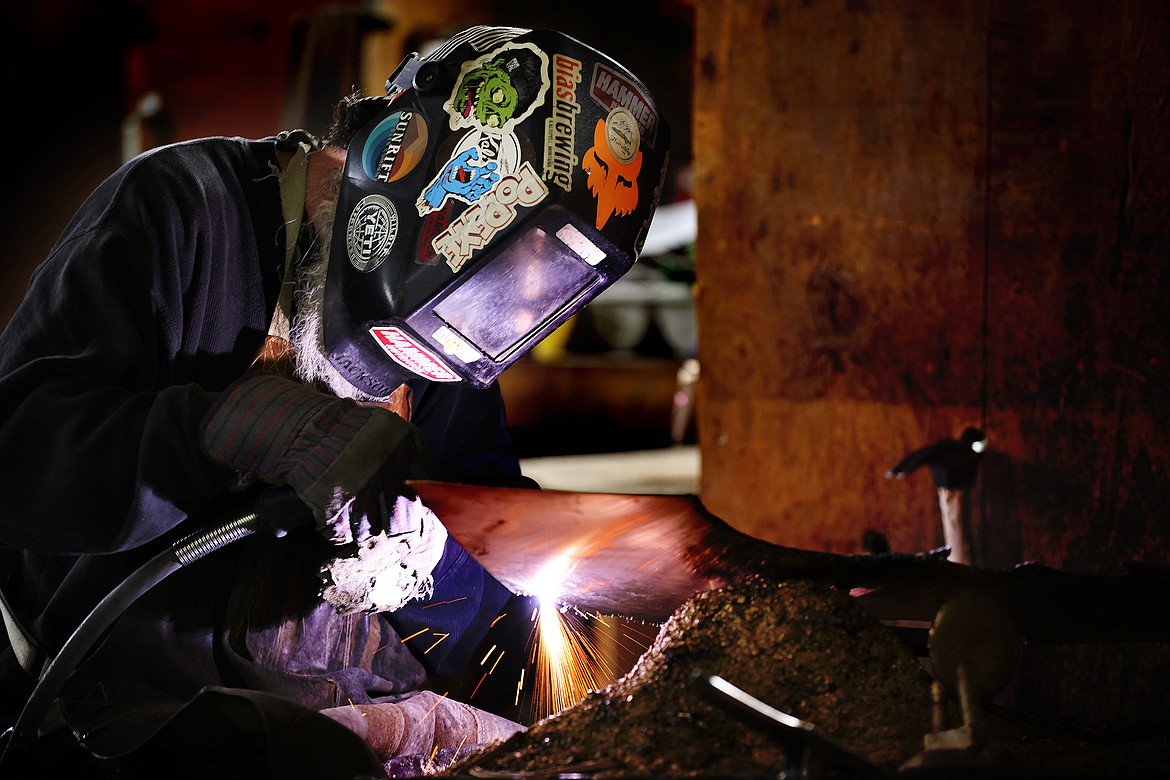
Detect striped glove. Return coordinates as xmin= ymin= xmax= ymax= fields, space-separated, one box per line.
xmin=199 ymin=372 xmax=444 ymax=545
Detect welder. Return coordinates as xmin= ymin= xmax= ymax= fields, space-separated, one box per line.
xmin=0 ymin=25 xmax=669 ymax=777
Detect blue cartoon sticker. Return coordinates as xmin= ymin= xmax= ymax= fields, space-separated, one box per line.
xmin=416 ymin=129 xmax=523 ymax=215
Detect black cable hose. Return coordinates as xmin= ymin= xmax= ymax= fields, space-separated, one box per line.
xmin=0 ymin=488 xmax=310 ymax=772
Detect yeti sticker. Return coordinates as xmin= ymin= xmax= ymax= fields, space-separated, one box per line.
xmin=445 ymin=42 xmax=549 ymax=134
xmin=347 ymin=194 xmax=400 ymax=272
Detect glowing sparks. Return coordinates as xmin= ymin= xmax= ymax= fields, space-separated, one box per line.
xmin=452 ymin=734 xmax=467 ymax=763
xmin=420 ymin=566 xmax=655 ymax=725
xmin=416 ymin=691 xmax=447 ymax=726
xmin=424 ymin=632 xmax=450 ymax=654
xmin=400 ymin=627 xmax=429 ymax=643
xmin=520 ymin=554 xmax=631 ymax=720
xmin=530 ymin=604 xmax=626 ymax=717
xmin=636 ymin=556 xmax=658 ymax=571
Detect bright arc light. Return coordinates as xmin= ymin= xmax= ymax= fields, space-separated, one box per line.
xmin=522 ymin=554 xmax=618 ymax=719
xmin=528 ymin=555 xmax=571 ymax=613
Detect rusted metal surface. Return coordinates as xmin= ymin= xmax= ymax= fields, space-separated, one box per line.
xmin=693 ymin=0 xmax=989 ymax=558
xmin=409 ymin=481 xmax=1170 ymax=645
xmin=693 ymin=0 xmax=1170 ymax=572
xmin=417 ymin=480 xmax=1170 ymax=739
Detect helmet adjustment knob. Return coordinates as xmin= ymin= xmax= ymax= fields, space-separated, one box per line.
xmin=413 ymin=61 xmax=448 ymax=95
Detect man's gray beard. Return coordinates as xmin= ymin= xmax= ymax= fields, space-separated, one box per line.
xmin=288 ymin=194 xmax=390 ymax=402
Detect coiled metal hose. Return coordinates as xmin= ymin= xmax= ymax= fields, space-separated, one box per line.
xmin=0 ymin=502 xmax=284 ymax=770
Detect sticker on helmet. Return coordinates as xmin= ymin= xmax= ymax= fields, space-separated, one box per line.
xmin=370 ymin=325 xmax=460 ymax=382
xmin=347 ymin=194 xmax=400 ymax=272
xmin=603 ymin=106 xmax=640 ymax=164
xmin=542 ymin=53 xmax=582 ymax=193
xmin=416 ymin=129 xmax=523 ymax=216
xmin=446 ymin=42 xmax=550 ymax=134
xmin=589 ymin=62 xmax=659 ymax=149
xmin=361 ymin=110 xmax=429 ymax=183
xmin=431 ymin=160 xmax=550 ymax=272
xmin=416 ymin=208 xmax=451 ymax=267
xmin=427 ymin=26 xmax=528 ymax=59
xmin=582 ymin=114 xmax=643 ymax=230
xmin=433 ymin=326 xmax=483 ymax=362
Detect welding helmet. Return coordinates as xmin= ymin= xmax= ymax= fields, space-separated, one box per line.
xmin=322 ymin=26 xmax=671 ymax=394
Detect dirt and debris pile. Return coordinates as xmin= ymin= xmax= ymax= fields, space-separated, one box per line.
xmin=445 ymin=577 xmax=933 ymax=777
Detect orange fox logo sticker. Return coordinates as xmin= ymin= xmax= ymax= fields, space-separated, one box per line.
xmin=582 ymin=111 xmax=642 ymax=230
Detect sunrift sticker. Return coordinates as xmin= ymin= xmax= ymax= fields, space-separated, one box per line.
xmin=431 ymin=160 xmax=549 ymax=272
xmin=588 ymin=62 xmax=659 ymax=149
xmin=362 ymin=110 xmax=428 ymax=183
xmin=370 ymin=326 xmax=460 ymax=382
xmin=347 ymin=194 xmax=400 ymax=272
xmin=582 ymin=110 xmax=643 ymax=230
xmin=446 ymin=42 xmax=550 ymax=134
xmin=416 ymin=129 xmax=523 ymax=216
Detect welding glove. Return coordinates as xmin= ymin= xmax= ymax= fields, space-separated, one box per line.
xmin=199 ymin=371 xmax=446 ymax=545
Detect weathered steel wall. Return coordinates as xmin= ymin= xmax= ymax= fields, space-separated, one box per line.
xmin=693 ymin=0 xmax=1169 ymax=573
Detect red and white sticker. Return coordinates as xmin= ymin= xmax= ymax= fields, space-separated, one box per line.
xmin=370 ymin=326 xmax=460 ymax=382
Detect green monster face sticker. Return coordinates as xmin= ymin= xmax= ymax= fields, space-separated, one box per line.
xmin=455 ymin=59 xmax=519 ymax=128
xmin=445 ymin=42 xmax=549 ymax=134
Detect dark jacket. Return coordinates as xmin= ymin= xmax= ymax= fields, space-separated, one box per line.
xmin=0 ymin=137 xmax=518 ymax=744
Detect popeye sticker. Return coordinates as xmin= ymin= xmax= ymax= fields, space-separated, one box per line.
xmin=361 ymin=111 xmax=428 ymax=183
xmin=416 ymin=129 xmax=523 ymax=216
xmin=582 ymin=109 xmax=643 ymax=230
xmin=347 ymin=194 xmax=400 ymax=272
xmin=445 ymin=42 xmax=550 ymax=133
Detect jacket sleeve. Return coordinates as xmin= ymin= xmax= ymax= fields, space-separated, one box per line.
xmin=407 ymin=379 xmax=523 ymax=482
xmin=0 ymin=224 xmax=242 ymax=555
